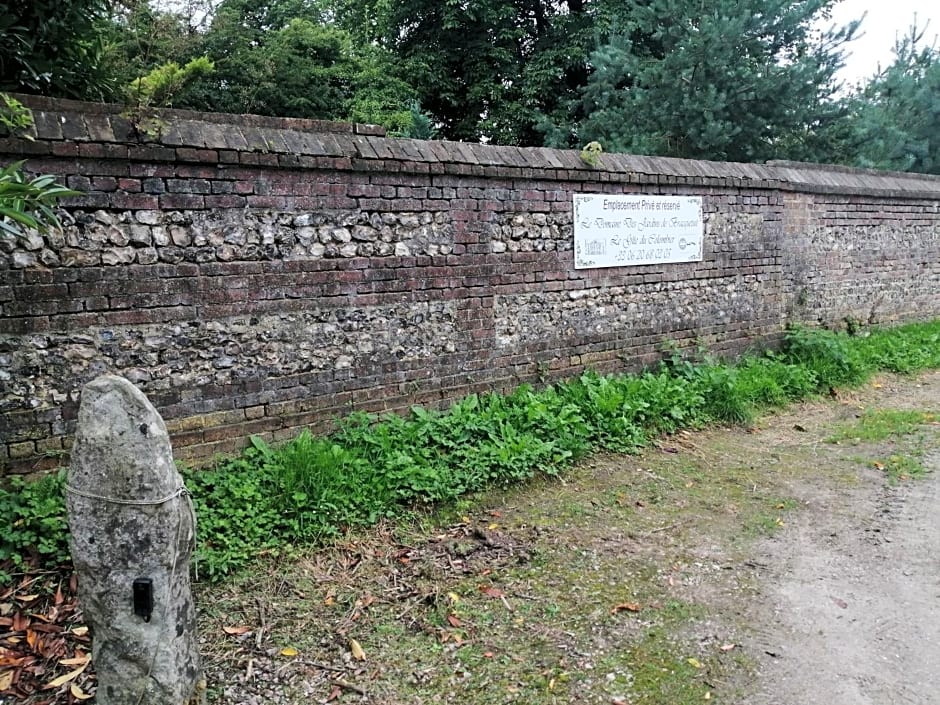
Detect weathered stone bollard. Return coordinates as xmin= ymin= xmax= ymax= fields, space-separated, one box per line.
xmin=66 ymin=375 xmax=204 ymax=705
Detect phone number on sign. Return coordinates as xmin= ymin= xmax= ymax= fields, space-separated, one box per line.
xmin=615 ymin=247 xmax=672 ymax=262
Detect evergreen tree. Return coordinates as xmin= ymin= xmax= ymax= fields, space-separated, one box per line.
xmin=547 ymin=0 xmax=859 ymax=162
xmin=848 ymin=25 xmax=940 ymax=174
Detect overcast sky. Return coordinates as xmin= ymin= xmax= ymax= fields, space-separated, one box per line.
xmin=826 ymin=0 xmax=940 ymax=85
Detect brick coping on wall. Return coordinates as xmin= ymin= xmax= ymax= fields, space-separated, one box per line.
xmin=4 ymin=94 xmax=940 ymax=200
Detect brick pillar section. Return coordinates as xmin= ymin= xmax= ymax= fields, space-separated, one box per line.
xmin=2 ymin=98 xmax=940 ymax=476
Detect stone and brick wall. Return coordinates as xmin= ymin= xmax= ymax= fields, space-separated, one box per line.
xmin=2 ymin=95 xmax=940 ymax=477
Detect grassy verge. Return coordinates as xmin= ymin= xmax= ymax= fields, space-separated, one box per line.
xmin=195 ymin=414 xmax=852 ymax=704
xmin=3 ymin=320 xmax=940 ymax=583
xmin=829 ymin=407 xmax=939 ymax=483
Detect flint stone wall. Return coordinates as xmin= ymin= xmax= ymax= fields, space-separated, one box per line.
xmin=2 ymin=95 xmax=940 ymax=476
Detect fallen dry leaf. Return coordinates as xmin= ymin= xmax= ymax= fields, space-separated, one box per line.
xmin=0 ymin=652 xmax=25 ymax=668
xmin=59 ymin=654 xmax=91 ymax=667
xmin=610 ymin=602 xmax=642 ymax=614
xmin=447 ymin=614 xmax=462 ymax=628
xmin=16 ymin=594 xmax=39 ymax=603
xmin=71 ymin=626 xmax=89 ymax=637
xmin=720 ymin=643 xmax=737 ymax=652
xmin=43 ymin=660 xmax=88 ymax=689
xmin=223 ymin=625 xmax=252 ymax=636
xmin=70 ymin=683 xmax=93 ymax=700
xmin=831 ymin=596 xmax=848 ymax=609
xmin=479 ymin=586 xmax=504 ymax=598
xmin=687 ymin=657 xmax=703 ymax=669
xmin=0 ymin=669 xmax=13 ymax=691
xmin=349 ymin=638 xmax=366 ymax=661
xmin=279 ymin=647 xmax=299 ymax=658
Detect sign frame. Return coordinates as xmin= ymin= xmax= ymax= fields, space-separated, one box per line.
xmin=573 ymin=194 xmax=704 ymax=269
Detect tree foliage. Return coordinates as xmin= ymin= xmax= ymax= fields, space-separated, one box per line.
xmin=0 ymin=0 xmax=115 ymax=99
xmin=334 ymin=0 xmax=601 ymax=144
xmin=847 ymin=25 xmax=940 ymax=174
xmin=126 ymin=55 xmax=215 ymax=108
xmin=97 ymin=0 xmax=425 ymax=133
xmin=2 ymin=0 xmax=939 ymax=173
xmin=542 ymin=0 xmax=859 ymax=162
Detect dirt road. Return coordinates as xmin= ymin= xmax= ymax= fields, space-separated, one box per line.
xmin=746 ymin=383 xmax=940 ymax=704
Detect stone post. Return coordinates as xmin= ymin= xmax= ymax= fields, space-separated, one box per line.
xmin=66 ymin=375 xmax=204 ymax=705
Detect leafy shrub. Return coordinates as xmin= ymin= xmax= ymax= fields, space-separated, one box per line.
xmin=782 ymin=325 xmax=870 ymax=389
xmin=0 ymin=160 xmax=79 ymax=238
xmin=0 ymin=472 xmax=70 ymax=582
xmin=855 ymin=321 xmax=940 ymax=374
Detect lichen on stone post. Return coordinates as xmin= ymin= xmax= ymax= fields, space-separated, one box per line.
xmin=66 ymin=375 xmax=204 ymax=705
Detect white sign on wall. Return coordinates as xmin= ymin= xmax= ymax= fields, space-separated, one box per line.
xmin=573 ymin=194 xmax=704 ymax=269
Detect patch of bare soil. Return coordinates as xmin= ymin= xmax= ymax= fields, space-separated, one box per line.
xmin=744 ymin=374 xmax=940 ymax=705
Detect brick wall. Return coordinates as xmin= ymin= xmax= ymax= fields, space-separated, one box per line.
xmin=2 ymin=96 xmax=940 ymax=477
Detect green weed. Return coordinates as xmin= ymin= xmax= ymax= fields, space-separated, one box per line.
xmin=0 ymin=471 xmax=70 ymax=583
xmin=782 ymin=325 xmax=870 ymax=389
xmin=875 ymin=454 xmax=928 ymax=483
xmin=855 ymin=322 xmax=940 ymax=374
xmin=828 ymin=409 xmax=936 ymax=443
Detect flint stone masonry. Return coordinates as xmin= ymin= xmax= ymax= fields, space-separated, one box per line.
xmin=25 ymin=208 xmax=455 ymax=268
xmin=488 ymin=212 xmax=574 ymax=253
xmin=2 ymin=95 xmax=940 ymax=475
xmin=6 ymin=302 xmax=458 ymax=416
xmin=66 ymin=375 xmax=202 ymax=705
